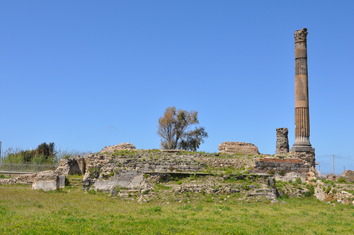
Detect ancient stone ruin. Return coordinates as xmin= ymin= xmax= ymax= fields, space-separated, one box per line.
xmin=55 ymin=156 xmax=86 ymax=176
xmin=341 ymin=170 xmax=354 ymax=182
xmin=291 ymin=28 xmax=315 ymax=154
xmin=32 ymin=170 xmax=65 ymax=191
xmin=100 ymin=143 xmax=136 ymax=153
xmin=218 ymin=142 xmax=259 ymax=155
xmin=276 ymin=128 xmax=289 ymax=154
xmin=2 ymin=29 xmax=352 ymax=205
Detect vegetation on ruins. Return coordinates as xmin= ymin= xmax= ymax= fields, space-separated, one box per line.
xmin=2 ymin=142 xmax=57 ymax=165
xmin=158 ymin=106 xmax=208 ymax=151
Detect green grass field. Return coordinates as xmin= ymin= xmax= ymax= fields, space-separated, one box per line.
xmin=1 ymin=185 xmax=353 ymax=234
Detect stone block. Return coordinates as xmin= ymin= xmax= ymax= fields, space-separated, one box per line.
xmin=58 ymin=175 xmax=66 ymax=188
xmin=32 ymin=171 xmax=59 ymax=191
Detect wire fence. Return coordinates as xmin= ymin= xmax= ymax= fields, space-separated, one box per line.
xmin=0 ymin=163 xmax=56 ymax=173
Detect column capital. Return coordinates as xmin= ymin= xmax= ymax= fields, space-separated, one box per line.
xmin=294 ymin=28 xmax=308 ymax=43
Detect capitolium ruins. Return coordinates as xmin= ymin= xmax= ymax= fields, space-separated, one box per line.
xmin=2 ymin=29 xmax=352 ymax=205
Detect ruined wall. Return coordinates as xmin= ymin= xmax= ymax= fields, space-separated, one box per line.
xmin=254 ymin=158 xmax=310 ymax=173
xmin=218 ymin=142 xmax=259 ymax=155
xmin=80 ymin=150 xmax=266 ymax=193
xmin=252 ymin=158 xmax=311 ymax=181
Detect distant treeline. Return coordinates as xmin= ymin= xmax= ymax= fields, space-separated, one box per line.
xmin=2 ymin=142 xmax=57 ymax=165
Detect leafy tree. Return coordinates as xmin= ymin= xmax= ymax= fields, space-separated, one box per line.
xmin=36 ymin=142 xmax=55 ymax=161
xmin=158 ymin=107 xmax=208 ymax=151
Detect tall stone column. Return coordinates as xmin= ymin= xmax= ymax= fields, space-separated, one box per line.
xmin=291 ymin=28 xmax=314 ymax=153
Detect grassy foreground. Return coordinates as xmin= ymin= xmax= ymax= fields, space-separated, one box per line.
xmin=0 ymin=185 xmax=353 ymax=234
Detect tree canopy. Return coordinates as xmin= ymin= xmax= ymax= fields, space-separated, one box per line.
xmin=158 ymin=107 xmax=208 ymax=151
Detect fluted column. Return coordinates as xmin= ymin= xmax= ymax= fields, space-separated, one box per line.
xmin=291 ymin=28 xmax=314 ymax=153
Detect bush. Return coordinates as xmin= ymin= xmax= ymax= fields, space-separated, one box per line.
xmin=337 ymin=177 xmax=346 ymax=183
xmin=305 ymin=185 xmax=314 ymax=197
xmin=295 ymin=178 xmax=302 ymax=184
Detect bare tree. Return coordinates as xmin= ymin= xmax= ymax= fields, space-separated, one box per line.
xmin=158 ymin=107 xmax=208 ymax=151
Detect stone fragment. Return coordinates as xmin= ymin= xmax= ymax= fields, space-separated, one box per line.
xmin=100 ymin=143 xmax=136 ymax=153
xmin=32 ymin=170 xmax=59 ymax=191
xmin=58 ymin=175 xmax=66 ymax=188
xmin=218 ymin=142 xmax=259 ymax=155
xmin=276 ymin=128 xmax=289 ymax=154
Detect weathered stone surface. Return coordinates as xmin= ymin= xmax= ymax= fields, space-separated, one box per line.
xmin=196 ymin=156 xmax=259 ymax=171
xmin=276 ymin=128 xmax=289 ymax=154
xmin=92 ymin=171 xmax=145 ymax=192
xmin=58 ymin=175 xmax=66 ymax=188
xmin=275 ymin=152 xmax=315 ymax=168
xmin=252 ymin=158 xmax=311 ymax=182
xmin=218 ymin=142 xmax=259 ymax=155
xmin=0 ymin=173 xmax=36 ymax=185
xmin=55 ymin=156 xmax=86 ymax=176
xmin=275 ymin=172 xmax=307 ymax=182
xmin=15 ymin=173 xmax=37 ymax=184
xmin=314 ymin=180 xmax=354 ymax=204
xmin=100 ymin=143 xmax=136 ymax=153
xmin=74 ymin=156 xmax=86 ymax=174
xmin=32 ymin=170 xmax=59 ymax=191
xmin=0 ymin=178 xmax=18 ymax=185
xmin=306 ymin=171 xmax=316 ymax=183
xmin=326 ymin=174 xmax=336 ymax=181
xmin=340 ymin=170 xmax=354 ymax=182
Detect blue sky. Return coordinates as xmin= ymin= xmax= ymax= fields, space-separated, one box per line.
xmin=1 ymin=1 xmax=353 ymax=174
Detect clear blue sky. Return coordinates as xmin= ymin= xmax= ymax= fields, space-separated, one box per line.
xmin=1 ymin=1 xmax=353 ymax=174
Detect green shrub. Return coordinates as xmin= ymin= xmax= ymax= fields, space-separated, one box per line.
xmin=295 ymin=178 xmax=302 ymax=184
xmin=325 ymin=186 xmax=332 ymax=194
xmin=304 ymin=185 xmax=314 ymax=197
xmin=337 ymin=177 xmax=346 ymax=183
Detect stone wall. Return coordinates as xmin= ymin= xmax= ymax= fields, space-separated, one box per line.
xmin=82 ymin=150 xmax=206 ymax=192
xmin=252 ymin=158 xmax=311 ymax=181
xmin=218 ymin=142 xmax=259 ymax=155
xmin=274 ymin=151 xmax=315 ymax=169
xmin=80 ymin=150 xmax=270 ymax=194
xmin=254 ymin=158 xmax=310 ymax=173
xmin=0 ymin=173 xmax=36 ymax=185
xmin=55 ymin=156 xmax=86 ymax=176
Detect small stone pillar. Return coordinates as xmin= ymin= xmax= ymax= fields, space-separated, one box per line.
xmin=276 ymin=128 xmax=289 ymax=154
